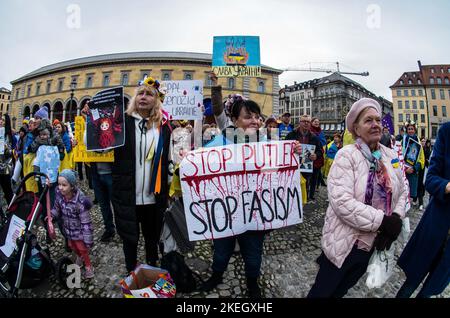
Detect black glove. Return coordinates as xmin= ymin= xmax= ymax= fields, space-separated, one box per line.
xmin=374 ymin=232 xmax=395 ymax=251
xmin=378 ymin=213 xmax=402 ymax=240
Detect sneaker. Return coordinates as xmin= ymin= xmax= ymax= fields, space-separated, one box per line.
xmin=100 ymin=230 xmax=115 ymax=242
xmin=84 ymin=267 xmax=95 ymax=279
xmin=412 ymin=201 xmax=418 ymax=206
xmin=419 ymin=205 xmax=424 ymax=211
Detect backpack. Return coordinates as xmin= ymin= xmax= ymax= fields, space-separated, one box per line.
xmin=160 ymin=251 xmax=202 ymax=293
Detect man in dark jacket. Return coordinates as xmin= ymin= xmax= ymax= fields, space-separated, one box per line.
xmin=286 ymin=114 xmax=323 ymax=202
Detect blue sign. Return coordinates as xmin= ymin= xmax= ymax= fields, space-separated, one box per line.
xmin=212 ymin=36 xmax=261 ymax=77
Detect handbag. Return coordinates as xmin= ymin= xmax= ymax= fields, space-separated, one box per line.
xmin=0 ymin=157 xmax=13 ymax=175
xmin=365 ymin=244 xmax=395 ymax=289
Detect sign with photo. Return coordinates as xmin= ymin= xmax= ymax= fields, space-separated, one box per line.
xmin=86 ymin=86 xmax=125 ymax=151
xmin=404 ymin=138 xmax=421 ymax=168
xmin=212 ymin=36 xmax=261 ymax=77
xmin=299 ymin=144 xmax=316 ymax=173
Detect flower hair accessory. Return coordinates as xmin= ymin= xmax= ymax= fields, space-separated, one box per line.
xmin=224 ymin=94 xmax=247 ymax=115
xmin=138 ymin=76 xmax=166 ymax=102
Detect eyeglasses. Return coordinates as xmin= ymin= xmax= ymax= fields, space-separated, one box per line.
xmin=300 ymin=120 xmax=311 ymax=123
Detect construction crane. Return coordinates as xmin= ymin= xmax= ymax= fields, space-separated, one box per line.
xmin=284 ymin=62 xmax=369 ymax=77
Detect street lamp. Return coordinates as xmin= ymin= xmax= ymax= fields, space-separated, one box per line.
xmin=70 ymin=79 xmax=76 ymax=119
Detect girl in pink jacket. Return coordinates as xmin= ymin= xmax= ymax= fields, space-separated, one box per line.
xmin=307 ymin=98 xmax=408 ymax=298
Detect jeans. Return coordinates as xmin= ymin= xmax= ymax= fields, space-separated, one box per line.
xmin=307 ymin=246 xmax=372 ymax=298
xmin=92 ymin=172 xmax=115 ymax=233
xmin=212 ymin=231 xmax=265 ymax=278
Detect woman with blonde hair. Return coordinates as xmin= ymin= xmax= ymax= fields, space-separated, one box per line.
xmin=112 ymin=77 xmax=172 ymax=273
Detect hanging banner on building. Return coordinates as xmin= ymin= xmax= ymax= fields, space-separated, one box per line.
xmin=212 ymin=36 xmax=261 ymax=77
xmin=161 ymin=80 xmax=203 ymax=120
xmin=86 ymin=86 xmax=125 ymax=151
xmin=73 ymin=116 xmax=114 ymax=163
xmin=180 ymin=140 xmax=303 ymax=241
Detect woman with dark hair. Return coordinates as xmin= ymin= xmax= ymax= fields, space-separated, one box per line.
xmin=199 ymin=89 xmax=301 ymax=298
xmin=0 ymin=114 xmax=15 ymax=205
xmin=404 ymin=123 xmax=425 ymax=206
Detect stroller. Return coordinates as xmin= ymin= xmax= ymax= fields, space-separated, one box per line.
xmin=0 ymin=172 xmax=72 ymax=298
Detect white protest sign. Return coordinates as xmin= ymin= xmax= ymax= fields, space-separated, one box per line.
xmin=0 ymin=127 xmax=5 ymax=155
xmin=0 ymin=215 xmax=26 ymax=257
xmin=161 ymin=80 xmax=203 ymax=120
xmin=180 ymin=140 xmax=303 ymax=241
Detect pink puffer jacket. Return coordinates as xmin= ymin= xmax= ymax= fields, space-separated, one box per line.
xmin=321 ymin=144 xmax=408 ymax=268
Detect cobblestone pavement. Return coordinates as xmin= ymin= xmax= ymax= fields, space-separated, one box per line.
xmin=15 ymin=181 xmax=450 ymax=298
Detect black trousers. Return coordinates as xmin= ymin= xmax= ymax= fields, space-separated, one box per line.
xmin=307 ymin=246 xmax=372 ymax=298
xmin=122 ymin=204 xmax=164 ymax=272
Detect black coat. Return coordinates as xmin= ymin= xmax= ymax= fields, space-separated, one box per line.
xmin=285 ymin=129 xmax=323 ymax=170
xmin=111 ymin=114 xmax=171 ymax=244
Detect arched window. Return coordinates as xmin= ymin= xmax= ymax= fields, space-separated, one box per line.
xmin=445 ymin=77 xmax=450 ymax=85
xmin=408 ymin=79 xmax=412 ymax=84
xmin=228 ymin=78 xmax=235 ymax=89
xmin=430 ymin=77 xmax=435 ymax=84
xmin=399 ymin=80 xmax=404 ymax=85
xmin=257 ymin=81 xmax=265 ymax=93
xmin=437 ymin=77 xmax=442 ymax=84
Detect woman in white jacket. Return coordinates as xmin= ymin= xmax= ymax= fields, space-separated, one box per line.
xmin=307 ymin=98 xmax=408 ymax=298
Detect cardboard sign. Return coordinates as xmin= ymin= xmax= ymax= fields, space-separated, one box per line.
xmin=73 ymin=116 xmax=114 ymax=162
xmin=393 ymin=141 xmax=411 ymax=212
xmin=161 ymin=80 xmax=203 ymax=120
xmin=180 ymin=140 xmax=303 ymax=241
xmin=86 ymin=86 xmax=125 ymax=151
xmin=212 ymin=36 xmax=261 ymax=77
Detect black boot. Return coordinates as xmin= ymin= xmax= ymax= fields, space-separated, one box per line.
xmin=247 ymin=277 xmax=262 ymax=298
xmin=200 ymin=271 xmax=223 ymax=292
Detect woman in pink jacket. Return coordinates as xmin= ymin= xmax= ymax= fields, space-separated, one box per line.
xmin=307 ymin=98 xmax=408 ymax=298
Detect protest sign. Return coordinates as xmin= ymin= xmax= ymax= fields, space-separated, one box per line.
xmin=393 ymin=141 xmax=411 ymax=211
xmin=180 ymin=140 xmax=303 ymax=241
xmin=0 ymin=127 xmax=4 ymax=155
xmin=299 ymin=144 xmax=315 ymax=173
xmin=161 ymin=80 xmax=203 ymax=120
xmin=73 ymin=116 xmax=114 ymax=163
xmin=404 ymin=138 xmax=421 ymax=168
xmin=212 ymin=36 xmax=261 ymax=77
xmin=86 ymin=86 xmax=125 ymax=151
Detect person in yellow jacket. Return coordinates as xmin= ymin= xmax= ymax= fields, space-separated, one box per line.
xmin=323 ymin=133 xmax=343 ymax=178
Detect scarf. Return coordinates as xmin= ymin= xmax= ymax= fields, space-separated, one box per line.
xmin=310 ymin=125 xmax=322 ymax=136
xmin=355 ymin=138 xmax=393 ymax=216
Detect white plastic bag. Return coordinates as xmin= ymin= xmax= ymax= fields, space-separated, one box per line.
xmin=398 ymin=217 xmax=411 ymax=246
xmin=365 ymin=244 xmax=396 ymax=289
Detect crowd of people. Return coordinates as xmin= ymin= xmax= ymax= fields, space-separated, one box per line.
xmin=0 ymin=73 xmax=448 ymax=299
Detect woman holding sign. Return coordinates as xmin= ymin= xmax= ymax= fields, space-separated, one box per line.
xmin=403 ymin=122 xmax=425 ymax=206
xmin=199 ymin=93 xmax=302 ymax=298
xmin=111 ymin=77 xmax=172 ymax=273
xmin=307 ymin=98 xmax=408 ymax=298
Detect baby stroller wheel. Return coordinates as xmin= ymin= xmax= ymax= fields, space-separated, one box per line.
xmin=56 ymin=257 xmax=75 ymax=289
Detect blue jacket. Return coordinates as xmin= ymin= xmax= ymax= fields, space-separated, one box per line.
xmin=22 ymin=132 xmax=35 ymax=155
xmin=397 ymin=122 xmax=450 ymax=296
xmin=61 ymin=131 xmax=72 ymax=153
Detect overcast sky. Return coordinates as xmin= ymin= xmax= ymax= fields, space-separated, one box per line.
xmin=1 ymin=0 xmax=449 ymax=101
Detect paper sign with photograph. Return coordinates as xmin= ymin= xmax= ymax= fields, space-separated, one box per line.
xmin=299 ymin=144 xmax=316 ymax=173
xmin=404 ymin=138 xmax=421 ymax=168
xmin=86 ymin=86 xmax=125 ymax=151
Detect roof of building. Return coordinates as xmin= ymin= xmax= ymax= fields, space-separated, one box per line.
xmin=11 ymin=51 xmax=283 ymax=84
xmin=390 ymin=71 xmax=423 ymax=88
xmin=0 ymin=87 xmax=11 ymax=93
xmin=283 ymin=72 xmax=376 ymax=96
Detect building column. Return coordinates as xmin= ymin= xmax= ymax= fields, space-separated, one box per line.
xmin=63 ymin=109 xmax=66 ymax=122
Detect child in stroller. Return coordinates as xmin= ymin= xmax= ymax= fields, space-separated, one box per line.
xmin=0 ymin=172 xmax=72 ymax=298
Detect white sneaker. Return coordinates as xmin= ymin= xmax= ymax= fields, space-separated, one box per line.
xmin=412 ymin=201 xmax=418 ymax=206
xmin=419 ymin=205 xmax=424 ymax=211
